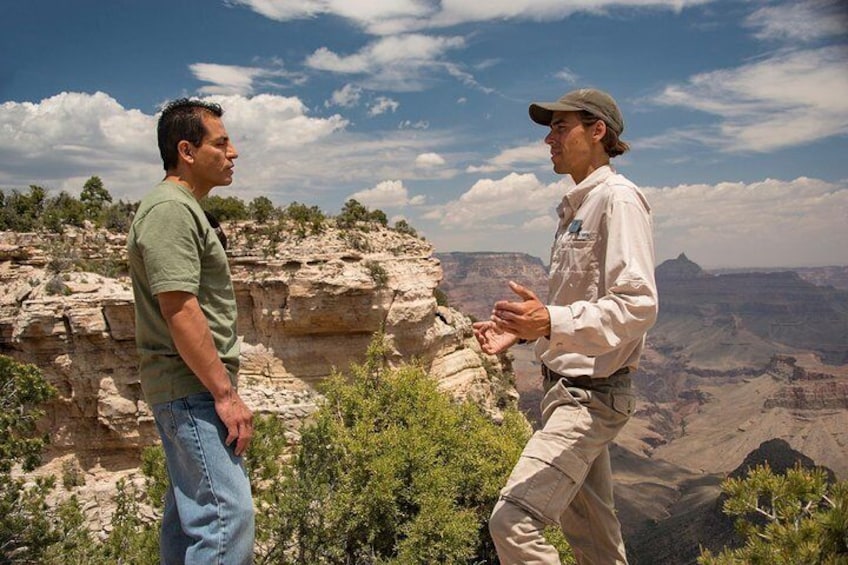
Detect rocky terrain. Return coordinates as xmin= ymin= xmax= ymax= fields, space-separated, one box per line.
xmin=7 ymin=234 xmax=846 ymax=562
xmin=1 ymin=224 xmax=513 ymax=532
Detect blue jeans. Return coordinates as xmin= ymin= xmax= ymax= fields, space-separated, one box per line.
xmin=153 ymin=392 xmax=255 ymax=565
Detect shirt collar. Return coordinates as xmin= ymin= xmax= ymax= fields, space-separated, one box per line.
xmin=557 ymin=165 xmax=614 ymax=220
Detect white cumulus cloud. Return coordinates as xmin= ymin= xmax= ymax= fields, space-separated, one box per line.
xmin=326 ymin=83 xmax=363 ymax=107
xmin=645 ymin=176 xmax=848 ymax=268
xmin=231 ymin=0 xmax=715 ymax=35
xmin=305 ymin=33 xmax=467 ymax=91
xmin=369 ymin=96 xmax=400 ymax=116
xmin=0 ymin=91 xmax=158 ymax=199
xmin=349 ymin=179 xmax=426 ymax=207
xmin=190 ymin=62 xmax=305 ymax=96
xmin=745 ymin=0 xmax=848 ymax=42
xmin=466 ymin=142 xmax=549 ymax=173
xmin=415 ymin=152 xmax=445 ymax=168
xmin=425 ymin=172 xmax=570 ymax=227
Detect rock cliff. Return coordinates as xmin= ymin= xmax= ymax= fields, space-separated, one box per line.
xmin=0 ymin=224 xmax=512 ymax=474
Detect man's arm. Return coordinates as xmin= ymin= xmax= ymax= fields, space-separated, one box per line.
xmin=158 ymin=290 xmax=253 ymax=456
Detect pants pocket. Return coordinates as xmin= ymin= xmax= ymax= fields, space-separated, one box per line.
xmin=501 ymin=431 xmax=589 ymax=525
xmin=609 ymin=391 xmax=635 ymax=417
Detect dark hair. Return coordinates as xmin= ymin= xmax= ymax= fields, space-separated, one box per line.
xmin=577 ymin=111 xmax=630 ymax=158
xmin=157 ymin=98 xmax=224 ymax=171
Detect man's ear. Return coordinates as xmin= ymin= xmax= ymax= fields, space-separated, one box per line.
xmin=178 ymin=140 xmax=194 ymax=164
xmin=592 ymin=120 xmax=607 ymax=142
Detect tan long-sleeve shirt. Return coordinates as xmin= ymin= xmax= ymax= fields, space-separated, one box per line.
xmin=535 ymin=165 xmax=658 ymax=379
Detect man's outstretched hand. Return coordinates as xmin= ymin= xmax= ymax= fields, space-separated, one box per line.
xmin=472 ymin=320 xmax=519 ymax=355
xmin=491 ymin=281 xmax=551 ymax=340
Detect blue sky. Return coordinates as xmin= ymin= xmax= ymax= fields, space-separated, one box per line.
xmin=1 ymin=0 xmax=846 ymax=268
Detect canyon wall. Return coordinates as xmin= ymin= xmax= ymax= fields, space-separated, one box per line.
xmin=0 ymin=224 xmax=512 ymax=473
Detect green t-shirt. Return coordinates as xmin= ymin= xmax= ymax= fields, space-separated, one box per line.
xmin=127 ymin=181 xmax=239 ymax=406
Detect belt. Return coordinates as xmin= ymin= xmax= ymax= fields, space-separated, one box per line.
xmin=541 ymin=365 xmax=630 ymax=390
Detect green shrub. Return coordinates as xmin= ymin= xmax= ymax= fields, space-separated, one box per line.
xmin=202 ymin=195 xmax=248 ymax=221
xmin=80 ymin=176 xmax=112 ymax=223
xmin=249 ymin=196 xmax=277 ymax=224
xmin=393 ymin=219 xmax=418 ymax=238
xmin=284 ymin=202 xmax=325 ymax=237
xmin=364 ymin=260 xmax=388 ymax=287
xmin=699 ymin=464 xmax=848 ymax=564
xmin=0 ymin=355 xmax=58 ymax=562
xmin=257 ymin=333 xmax=535 ymax=564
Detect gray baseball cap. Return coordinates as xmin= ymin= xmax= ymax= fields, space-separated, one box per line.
xmin=529 ymin=88 xmax=624 ymax=134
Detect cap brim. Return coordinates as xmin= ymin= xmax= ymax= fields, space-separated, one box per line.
xmin=529 ymin=101 xmax=585 ymax=125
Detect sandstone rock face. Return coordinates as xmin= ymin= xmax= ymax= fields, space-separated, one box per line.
xmin=0 ymin=225 xmax=510 ymax=469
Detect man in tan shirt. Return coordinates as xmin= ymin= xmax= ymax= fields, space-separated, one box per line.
xmin=474 ymin=88 xmax=658 ymax=564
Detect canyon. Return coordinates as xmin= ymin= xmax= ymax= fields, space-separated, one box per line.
xmin=441 ymin=250 xmax=848 ymax=563
xmin=4 ymin=228 xmax=846 ymax=563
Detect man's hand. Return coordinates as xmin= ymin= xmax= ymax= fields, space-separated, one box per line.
xmin=491 ymin=281 xmax=551 ymax=340
xmin=214 ymin=389 xmax=253 ymax=457
xmin=473 ymin=320 xmax=519 ymax=355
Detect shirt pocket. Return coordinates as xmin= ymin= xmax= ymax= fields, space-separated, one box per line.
xmin=549 ymin=237 xmax=600 ymax=300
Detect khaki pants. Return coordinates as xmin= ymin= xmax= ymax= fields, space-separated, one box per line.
xmin=490 ymin=377 xmax=634 ymax=564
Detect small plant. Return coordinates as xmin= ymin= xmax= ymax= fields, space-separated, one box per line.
xmin=61 ymin=460 xmax=86 ymax=490
xmin=393 ymin=219 xmax=418 ymax=237
xmin=699 ymin=463 xmax=848 ymax=564
xmin=341 ymin=231 xmax=372 ymax=252
xmin=45 ymin=275 xmax=70 ymax=296
xmin=284 ymin=202 xmax=325 ymax=237
xmin=364 ymin=260 xmax=388 ymax=287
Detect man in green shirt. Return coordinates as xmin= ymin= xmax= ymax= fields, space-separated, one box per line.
xmin=128 ymin=98 xmax=254 ymax=564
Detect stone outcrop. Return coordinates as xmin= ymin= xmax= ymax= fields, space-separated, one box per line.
xmin=0 ymin=224 xmax=512 ymax=468
xmin=764 ymin=355 xmax=848 ymax=410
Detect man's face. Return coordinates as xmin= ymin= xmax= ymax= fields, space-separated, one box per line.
xmin=544 ymin=111 xmax=593 ymax=177
xmin=191 ymin=113 xmax=238 ymax=189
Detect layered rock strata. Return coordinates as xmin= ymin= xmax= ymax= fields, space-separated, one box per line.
xmin=0 ymin=225 xmax=510 ymax=468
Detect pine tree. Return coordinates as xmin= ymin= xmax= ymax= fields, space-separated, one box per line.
xmin=699 ymin=463 xmax=848 ymax=564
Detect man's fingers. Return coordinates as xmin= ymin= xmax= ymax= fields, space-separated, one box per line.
xmin=508 ymin=280 xmax=538 ymax=300
xmin=225 ymin=423 xmax=238 ymax=447
xmin=234 ymin=422 xmax=252 ymax=456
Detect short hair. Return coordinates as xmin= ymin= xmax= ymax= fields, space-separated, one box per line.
xmin=577 ymin=110 xmax=630 ymax=158
xmin=157 ymin=98 xmax=224 ymax=171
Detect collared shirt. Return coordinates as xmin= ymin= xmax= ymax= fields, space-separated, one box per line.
xmin=534 ymin=165 xmax=658 ymax=379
